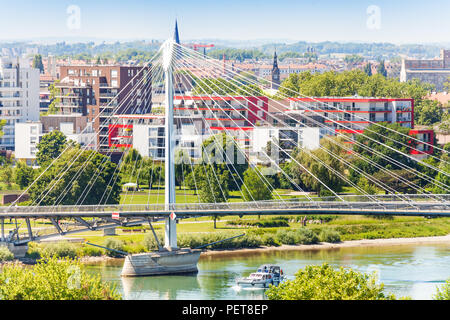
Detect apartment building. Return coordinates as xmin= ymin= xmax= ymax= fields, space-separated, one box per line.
xmin=0 ymin=57 xmax=40 ymax=150
xmin=56 ymin=65 xmax=152 ymax=150
xmin=287 ymin=97 xmax=433 ymax=157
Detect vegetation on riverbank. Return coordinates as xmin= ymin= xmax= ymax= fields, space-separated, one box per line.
xmin=0 ymin=256 xmax=121 ymax=300
xmin=15 ymin=215 xmax=450 ymax=261
xmin=266 ymin=263 xmax=400 ymax=300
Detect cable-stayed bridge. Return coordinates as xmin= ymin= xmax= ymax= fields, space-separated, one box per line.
xmin=2 ymin=34 xmax=450 ymax=251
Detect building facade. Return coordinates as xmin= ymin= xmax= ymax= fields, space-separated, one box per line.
xmin=56 ymin=65 xmax=152 ymax=150
xmin=0 ymin=57 xmax=40 ymax=150
xmin=400 ymin=49 xmax=450 ymax=91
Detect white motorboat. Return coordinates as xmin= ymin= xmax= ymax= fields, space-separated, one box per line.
xmin=236 ymin=265 xmax=285 ymax=289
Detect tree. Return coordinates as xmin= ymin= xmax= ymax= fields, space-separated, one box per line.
xmin=414 ymin=99 xmax=443 ymax=126
xmin=433 ymin=154 xmax=450 ymax=194
xmin=350 ymin=123 xmax=416 ymax=181
xmin=29 ymin=146 xmax=121 ymax=205
xmin=0 ymin=256 xmax=121 ymax=300
xmin=363 ymin=62 xmax=372 ymax=76
xmin=241 ymin=167 xmax=273 ymax=202
xmin=47 ymin=81 xmax=61 ymax=114
xmin=376 ymin=60 xmax=387 ymax=77
xmin=36 ymin=131 xmax=67 ymax=166
xmin=434 ymin=279 xmax=450 ymax=300
xmin=14 ymin=161 xmax=35 ymax=189
xmin=266 ymin=263 xmax=397 ymax=300
xmin=175 ymin=150 xmax=192 ymax=189
xmin=291 ymin=137 xmax=347 ymax=195
xmin=201 ymin=133 xmax=248 ymax=192
xmin=0 ymin=165 xmax=14 ymax=189
xmin=372 ymin=169 xmax=422 ymax=194
xmin=32 ymin=54 xmax=44 ymax=73
xmin=198 ymin=165 xmax=229 ymax=204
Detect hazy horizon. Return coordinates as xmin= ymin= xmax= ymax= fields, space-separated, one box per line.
xmin=0 ymin=0 xmax=448 ymax=44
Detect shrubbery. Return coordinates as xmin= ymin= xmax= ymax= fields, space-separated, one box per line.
xmin=434 ymin=279 xmax=450 ymax=300
xmin=35 ymin=242 xmax=78 ymax=259
xmin=319 ymin=228 xmax=341 ymax=243
xmin=266 ymin=263 xmax=398 ymax=300
xmin=0 ymin=256 xmax=121 ymax=300
xmin=0 ymin=246 xmax=14 ymax=262
xmin=275 ymin=228 xmax=319 ymax=245
xmin=227 ymin=217 xmax=289 ymax=228
xmin=104 ymin=239 xmax=125 ymax=257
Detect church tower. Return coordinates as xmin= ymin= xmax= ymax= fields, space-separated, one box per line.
xmin=271 ymin=50 xmax=280 ymax=89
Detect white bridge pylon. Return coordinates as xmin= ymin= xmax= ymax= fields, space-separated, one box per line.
xmin=163 ymin=38 xmax=177 ymax=251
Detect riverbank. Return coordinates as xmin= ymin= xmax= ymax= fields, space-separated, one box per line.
xmin=200 ymin=234 xmax=450 ymax=258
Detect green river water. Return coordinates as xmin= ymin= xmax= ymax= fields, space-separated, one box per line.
xmin=86 ymin=243 xmax=450 ymax=300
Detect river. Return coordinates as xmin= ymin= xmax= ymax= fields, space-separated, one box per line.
xmin=86 ymin=243 xmax=450 ymax=300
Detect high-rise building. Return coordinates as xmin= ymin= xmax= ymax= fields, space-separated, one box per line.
xmin=0 ymin=57 xmax=40 ymax=150
xmin=55 ymin=65 xmax=152 ymax=150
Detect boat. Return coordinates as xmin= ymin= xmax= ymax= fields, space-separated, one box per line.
xmin=236 ymin=265 xmax=285 ymax=289
xmin=121 ymin=248 xmax=202 ymax=277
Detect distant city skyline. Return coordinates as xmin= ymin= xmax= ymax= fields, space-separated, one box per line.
xmin=0 ymin=0 xmax=449 ymax=44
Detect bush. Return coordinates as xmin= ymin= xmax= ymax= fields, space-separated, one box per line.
xmin=296 ymin=228 xmax=319 ymax=245
xmin=0 ymin=246 xmax=14 ymax=262
xmin=275 ymin=228 xmax=319 ymax=245
xmin=319 ymin=228 xmax=341 ymax=243
xmin=275 ymin=230 xmax=298 ymax=245
xmin=104 ymin=239 xmax=125 ymax=257
xmin=40 ymin=242 xmax=78 ymax=259
xmin=0 ymin=256 xmax=121 ymax=300
xmin=144 ymin=232 xmax=164 ymax=251
xmin=266 ymin=263 xmax=398 ymax=300
xmin=434 ymin=279 xmax=450 ymax=300
xmin=260 ymin=233 xmax=280 ymax=247
xmin=79 ymin=245 xmax=104 ymax=257
xmin=227 ymin=217 xmax=289 ymax=228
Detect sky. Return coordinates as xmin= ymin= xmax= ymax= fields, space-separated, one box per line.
xmin=0 ymin=0 xmax=449 ymax=44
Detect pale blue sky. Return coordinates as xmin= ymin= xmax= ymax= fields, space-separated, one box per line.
xmin=0 ymin=0 xmax=449 ymax=43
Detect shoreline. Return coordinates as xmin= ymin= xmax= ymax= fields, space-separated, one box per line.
xmin=200 ymin=234 xmax=450 ymax=258
xmin=2 ymin=234 xmax=450 ymax=265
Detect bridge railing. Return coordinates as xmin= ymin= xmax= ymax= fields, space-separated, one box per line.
xmin=1 ymin=194 xmax=450 ymax=215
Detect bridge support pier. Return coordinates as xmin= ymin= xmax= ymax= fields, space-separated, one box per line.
xmin=164 ymin=218 xmax=177 ymax=251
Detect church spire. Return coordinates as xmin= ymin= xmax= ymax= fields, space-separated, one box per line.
xmin=174 ymin=19 xmax=180 ymax=44
xmin=271 ymin=48 xmax=280 ymax=90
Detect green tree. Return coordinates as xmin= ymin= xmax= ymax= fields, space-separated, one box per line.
xmin=36 ymin=130 xmax=67 ymax=166
xmin=376 ymin=60 xmax=387 ymax=77
xmin=266 ymin=263 xmax=397 ymax=300
xmin=32 ymin=54 xmax=44 ymax=73
xmin=198 ymin=164 xmax=229 ymax=204
xmin=434 ymin=278 xmax=450 ymax=300
xmin=291 ymin=137 xmax=347 ymax=195
xmin=0 ymin=256 xmax=121 ymax=300
xmin=47 ymin=81 xmax=61 ymax=114
xmin=433 ymin=154 xmax=450 ymax=194
xmin=241 ymin=167 xmax=273 ymax=202
xmin=175 ymin=150 xmax=192 ymax=189
xmin=363 ymin=62 xmax=372 ymax=76
xmin=0 ymin=165 xmax=14 ymax=189
xmin=29 ymin=147 xmax=121 ymax=205
xmin=14 ymin=161 xmax=35 ymax=189
xmin=414 ymin=99 xmax=443 ymax=126
xmin=350 ymin=123 xmax=416 ymax=181
xmin=201 ymin=133 xmax=248 ymax=192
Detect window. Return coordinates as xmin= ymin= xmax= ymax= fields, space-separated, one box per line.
xmin=111 ymin=80 xmax=118 ymax=87
xmin=111 ymin=70 xmax=118 ymax=78
xmin=92 ymin=70 xmax=98 ymax=76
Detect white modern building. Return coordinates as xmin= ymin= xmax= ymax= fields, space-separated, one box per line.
xmin=14 ymin=121 xmax=42 ymax=165
xmin=0 ymin=57 xmax=40 ymax=150
xmin=251 ymin=126 xmax=329 ymax=164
